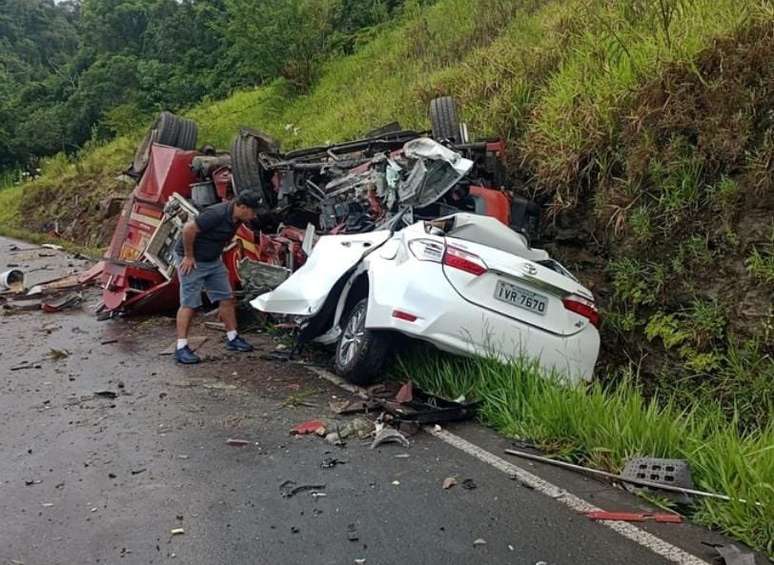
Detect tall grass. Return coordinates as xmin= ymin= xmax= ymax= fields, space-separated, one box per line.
xmin=400 ymin=351 xmax=773 ymax=555
xmin=527 ymin=0 xmax=772 ymax=205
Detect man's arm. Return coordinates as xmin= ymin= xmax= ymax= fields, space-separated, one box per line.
xmin=179 ymin=221 xmax=200 ymax=275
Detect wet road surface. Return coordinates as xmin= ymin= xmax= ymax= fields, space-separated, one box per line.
xmin=0 ymin=237 xmax=760 ymax=565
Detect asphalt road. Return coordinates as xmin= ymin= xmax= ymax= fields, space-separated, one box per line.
xmin=0 ymin=237 xmax=762 ymax=565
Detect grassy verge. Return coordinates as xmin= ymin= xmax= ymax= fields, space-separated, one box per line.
xmin=399 ymin=351 xmax=773 ymax=555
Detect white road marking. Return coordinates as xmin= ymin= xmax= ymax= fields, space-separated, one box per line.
xmin=308 ymin=365 xmax=710 ymax=565
xmin=427 ymin=427 xmax=709 ymax=565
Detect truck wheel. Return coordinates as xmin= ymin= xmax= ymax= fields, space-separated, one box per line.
xmin=156 ymin=111 xmax=181 ymax=146
xmin=175 ymin=117 xmax=198 ymax=150
xmin=334 ymin=298 xmax=392 ymax=385
xmin=231 ymin=131 xmax=273 ymax=206
xmin=131 ymin=112 xmax=190 ymax=175
xmin=429 ymin=96 xmax=461 ymax=143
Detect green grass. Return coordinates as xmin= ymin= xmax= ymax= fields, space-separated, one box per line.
xmin=399 ymin=351 xmax=774 ymax=555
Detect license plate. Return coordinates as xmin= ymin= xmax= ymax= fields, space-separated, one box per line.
xmin=494 ymin=280 xmax=548 ymax=315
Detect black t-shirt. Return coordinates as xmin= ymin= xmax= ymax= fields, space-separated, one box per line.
xmin=175 ymin=202 xmax=239 ymax=262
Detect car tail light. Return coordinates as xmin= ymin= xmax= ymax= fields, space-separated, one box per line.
xmin=443 ymin=245 xmax=487 ymax=276
xmin=563 ymin=295 xmax=600 ymax=328
xmin=408 ymin=239 xmax=444 ymax=262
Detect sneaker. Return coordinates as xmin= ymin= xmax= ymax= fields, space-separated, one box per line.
xmin=175 ymin=345 xmax=201 ymax=364
xmin=226 ymin=335 xmax=254 ymax=352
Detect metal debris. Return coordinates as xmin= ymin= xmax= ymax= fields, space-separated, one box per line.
xmin=41 ymin=292 xmax=83 ymax=313
xmin=279 ymin=480 xmax=326 ymax=499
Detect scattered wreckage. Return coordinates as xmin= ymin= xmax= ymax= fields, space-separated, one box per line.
xmin=92 ymin=97 xmax=599 ymax=382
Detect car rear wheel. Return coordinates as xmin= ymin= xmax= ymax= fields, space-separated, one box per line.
xmin=429 ymin=96 xmax=461 ymax=143
xmin=334 ymin=298 xmax=392 ymax=385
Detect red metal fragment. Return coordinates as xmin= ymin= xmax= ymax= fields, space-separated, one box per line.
xmin=585 ymin=511 xmax=683 ymax=524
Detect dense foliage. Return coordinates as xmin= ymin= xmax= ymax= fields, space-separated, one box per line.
xmin=0 ymin=0 xmax=407 ymax=170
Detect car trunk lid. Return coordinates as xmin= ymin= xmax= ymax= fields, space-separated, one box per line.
xmin=442 ymin=237 xmax=596 ymax=336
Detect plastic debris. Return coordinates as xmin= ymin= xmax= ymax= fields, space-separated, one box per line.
xmin=704 ymin=544 xmax=756 ymax=565
xmin=370 ymin=426 xmax=410 ymax=449
xmin=442 ymin=477 xmax=457 ymax=490
xmin=324 ymin=417 xmax=374 ymax=445
xmin=226 ymin=438 xmax=250 ymax=447
xmin=170 ymin=528 xmax=185 ymax=535
xmin=461 ymin=479 xmax=477 ymax=490
xmin=320 ymin=457 xmax=346 ymax=469
xmin=329 ymin=399 xmax=370 ymax=415
xmin=395 ymin=382 xmax=413 ymax=403
xmin=291 ymin=420 xmax=328 ymax=435
xmin=473 ymin=538 xmax=487 ymax=547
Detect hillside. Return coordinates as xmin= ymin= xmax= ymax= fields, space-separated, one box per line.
xmin=1 ymin=0 xmax=772 ymax=552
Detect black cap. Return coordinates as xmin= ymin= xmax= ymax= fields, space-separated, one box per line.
xmin=235 ymin=190 xmax=263 ymax=210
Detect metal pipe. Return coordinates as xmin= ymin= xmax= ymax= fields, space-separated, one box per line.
xmin=504 ymin=449 xmax=760 ymax=506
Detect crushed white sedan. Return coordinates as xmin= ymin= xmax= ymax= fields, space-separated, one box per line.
xmin=252 ymin=212 xmax=600 ymax=385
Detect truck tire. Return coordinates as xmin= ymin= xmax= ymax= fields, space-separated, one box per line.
xmin=230 ymin=131 xmax=273 ymax=206
xmin=429 ymin=96 xmax=461 ymax=143
xmin=334 ymin=298 xmax=392 ymax=385
xmin=175 ymin=117 xmax=198 ymax=150
xmin=156 ymin=111 xmax=181 ymax=146
xmin=131 ymin=112 xmax=190 ymax=175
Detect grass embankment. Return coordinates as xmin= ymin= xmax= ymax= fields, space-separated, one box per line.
xmin=402 ymin=352 xmax=773 ymax=554
xmin=4 ymin=0 xmax=772 ymax=552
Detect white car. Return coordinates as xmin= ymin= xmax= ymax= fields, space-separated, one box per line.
xmin=251 ymin=213 xmax=600 ymax=385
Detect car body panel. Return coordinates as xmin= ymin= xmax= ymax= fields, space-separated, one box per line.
xmin=251 ymin=230 xmax=391 ymax=316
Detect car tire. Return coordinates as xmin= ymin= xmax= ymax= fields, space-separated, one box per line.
xmin=429 ymin=96 xmax=461 ymax=143
xmin=334 ymin=298 xmax=392 ymax=386
xmin=231 ymin=131 xmax=273 ymax=205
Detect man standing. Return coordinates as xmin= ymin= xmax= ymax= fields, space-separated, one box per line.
xmin=173 ymin=191 xmax=262 ymax=364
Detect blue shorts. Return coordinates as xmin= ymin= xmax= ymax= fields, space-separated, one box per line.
xmin=175 ymin=255 xmax=233 ymax=309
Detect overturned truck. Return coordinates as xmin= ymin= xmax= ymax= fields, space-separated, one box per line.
xmin=99 ymin=97 xmax=599 ymax=382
